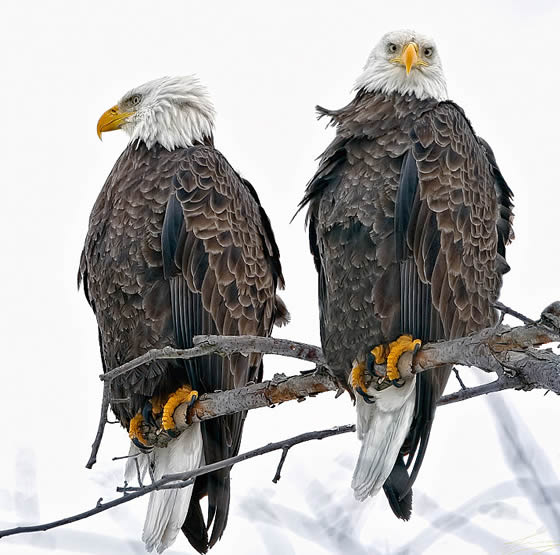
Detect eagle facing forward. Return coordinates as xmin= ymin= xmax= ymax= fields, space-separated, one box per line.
xmin=301 ymin=30 xmax=514 ymax=518
xmin=79 ymin=76 xmax=287 ymax=553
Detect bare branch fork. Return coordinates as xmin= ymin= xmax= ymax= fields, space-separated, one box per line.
xmin=86 ymin=301 xmax=560 ymax=466
xmin=85 ymin=336 xmax=327 ymax=468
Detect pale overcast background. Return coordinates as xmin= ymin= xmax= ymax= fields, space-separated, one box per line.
xmin=0 ymin=1 xmax=559 ymax=554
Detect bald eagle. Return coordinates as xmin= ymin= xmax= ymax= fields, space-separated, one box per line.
xmin=79 ymin=76 xmax=287 ymax=553
xmin=300 ymin=30 xmax=513 ymax=518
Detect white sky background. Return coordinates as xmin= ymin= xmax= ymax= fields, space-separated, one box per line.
xmin=0 ymin=0 xmax=559 ymax=553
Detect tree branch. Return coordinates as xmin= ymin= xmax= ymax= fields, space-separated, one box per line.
xmin=100 ymin=336 xmax=325 ymax=382
xmin=87 ymin=304 xmax=560 ymax=460
xmin=0 ymin=424 xmax=355 ymax=540
xmin=174 ymin=322 xmax=560 ymax=431
xmin=437 ymin=376 xmax=525 ymax=406
xmin=85 ymin=382 xmax=111 ymax=469
xmin=5 ymin=304 xmax=559 ymax=541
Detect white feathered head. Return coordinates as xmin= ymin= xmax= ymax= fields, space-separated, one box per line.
xmin=355 ymin=30 xmax=448 ymax=101
xmin=96 ymin=75 xmax=215 ymax=150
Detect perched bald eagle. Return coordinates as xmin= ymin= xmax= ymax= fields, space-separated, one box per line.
xmin=300 ymin=30 xmax=513 ymax=518
xmin=79 ymin=76 xmax=287 ymax=553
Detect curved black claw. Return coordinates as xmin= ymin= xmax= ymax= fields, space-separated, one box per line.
xmin=188 ymin=393 xmax=198 ymax=408
xmin=142 ymin=400 xmax=158 ymax=428
xmin=132 ymin=437 xmax=152 ymax=452
xmin=356 ymin=386 xmax=375 ymax=404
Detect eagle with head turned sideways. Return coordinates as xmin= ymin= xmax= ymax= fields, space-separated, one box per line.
xmin=79 ymin=75 xmax=288 ymax=553
xmin=300 ymin=30 xmax=514 ymax=518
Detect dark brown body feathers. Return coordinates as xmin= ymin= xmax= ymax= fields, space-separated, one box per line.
xmin=301 ymin=91 xmax=513 ymax=518
xmin=80 ymin=141 xmax=285 ymax=551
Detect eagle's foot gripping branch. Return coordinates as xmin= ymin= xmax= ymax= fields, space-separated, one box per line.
xmin=129 ymin=413 xmax=149 ymax=449
xmin=351 ymin=362 xmax=375 ymax=404
xmin=371 ymin=334 xmax=421 ymax=387
xmin=162 ymin=385 xmax=198 ymax=436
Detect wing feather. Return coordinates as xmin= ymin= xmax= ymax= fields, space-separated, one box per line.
xmin=161 ymin=146 xmax=285 ymax=549
xmin=395 ymin=101 xmax=513 ymax=498
xmin=301 ymin=93 xmax=513 ymax=517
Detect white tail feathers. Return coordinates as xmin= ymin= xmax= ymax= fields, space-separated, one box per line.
xmin=351 ymin=377 xmax=416 ymax=501
xmin=123 ymin=423 xmax=203 ymax=553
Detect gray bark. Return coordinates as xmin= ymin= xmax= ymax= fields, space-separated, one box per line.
xmin=90 ymin=303 xmax=560 ymax=454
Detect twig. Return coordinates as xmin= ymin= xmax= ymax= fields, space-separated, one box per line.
xmin=0 ymin=425 xmax=355 ymax=540
xmin=272 ymin=447 xmax=290 ymax=483
xmin=100 ymin=336 xmax=326 ymax=382
xmin=493 ymin=302 xmax=536 ymax=326
xmin=438 ymin=377 xmax=525 ymax=407
xmin=111 ymin=453 xmax=140 ymax=461
xmin=86 ymin=381 xmax=111 ymax=469
xmin=453 ymin=368 xmax=467 ymax=390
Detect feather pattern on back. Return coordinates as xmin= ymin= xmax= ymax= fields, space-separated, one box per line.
xmin=300 ymin=90 xmax=513 ymax=518
xmin=80 ymin=141 xmax=286 ymax=552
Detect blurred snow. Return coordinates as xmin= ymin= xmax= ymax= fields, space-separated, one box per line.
xmin=0 ymin=0 xmax=559 ymax=553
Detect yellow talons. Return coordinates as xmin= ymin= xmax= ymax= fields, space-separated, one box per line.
xmin=351 ymin=362 xmax=368 ymax=393
xmin=129 ymin=413 xmax=148 ymax=446
xmin=351 ymin=361 xmax=375 ymax=403
xmin=386 ymin=335 xmax=422 ymax=381
xmin=162 ymin=385 xmax=199 ymax=431
xmin=151 ymin=396 xmax=164 ymax=417
xmin=371 ymin=344 xmax=388 ymax=364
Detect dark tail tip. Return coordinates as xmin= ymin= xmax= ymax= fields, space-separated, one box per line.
xmin=207 ymin=469 xmax=231 ymax=550
xmin=383 ymin=455 xmax=413 ymax=521
xmin=182 ymin=478 xmax=209 ymax=554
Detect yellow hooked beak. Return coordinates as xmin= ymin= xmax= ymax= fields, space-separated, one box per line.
xmin=391 ymin=42 xmax=427 ymax=75
xmin=96 ymin=105 xmax=134 ymax=140
xmin=403 ymin=43 xmax=418 ymax=75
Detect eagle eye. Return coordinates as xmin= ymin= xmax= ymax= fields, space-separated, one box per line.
xmin=387 ymin=43 xmax=398 ymax=54
xmin=130 ymin=94 xmax=142 ymax=106
xmin=423 ymin=47 xmax=433 ymax=58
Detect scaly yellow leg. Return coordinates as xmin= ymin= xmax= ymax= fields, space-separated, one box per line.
xmin=386 ymin=335 xmax=422 ymax=381
xmin=151 ymin=395 xmax=164 ymax=418
xmin=351 ymin=362 xmax=374 ymax=403
xmin=351 ymin=362 xmax=367 ymax=392
xmin=371 ymin=344 xmax=389 ymax=365
xmin=162 ymin=385 xmax=199 ymax=432
xmin=129 ymin=413 xmax=148 ymax=447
